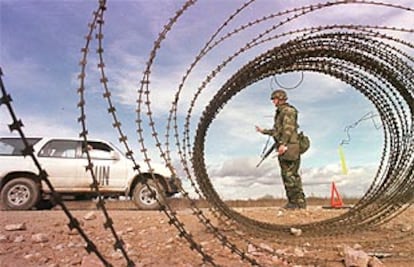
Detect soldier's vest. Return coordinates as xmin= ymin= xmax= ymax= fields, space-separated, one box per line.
xmin=273 ymin=103 xmax=299 ymax=144
xmin=274 ymin=103 xmax=300 ymax=161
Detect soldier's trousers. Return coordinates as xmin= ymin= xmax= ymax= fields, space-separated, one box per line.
xmin=278 ymin=157 xmax=306 ymax=205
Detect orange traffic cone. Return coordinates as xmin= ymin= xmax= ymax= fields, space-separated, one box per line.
xmin=330 ymin=181 xmax=344 ymax=208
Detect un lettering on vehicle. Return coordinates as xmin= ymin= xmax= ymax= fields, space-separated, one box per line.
xmin=94 ymin=165 xmax=110 ymax=186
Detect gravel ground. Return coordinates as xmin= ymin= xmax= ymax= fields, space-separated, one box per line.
xmin=0 ymin=201 xmax=413 ymax=267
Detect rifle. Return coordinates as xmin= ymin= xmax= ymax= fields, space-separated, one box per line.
xmin=256 ymin=142 xmax=277 ymax=168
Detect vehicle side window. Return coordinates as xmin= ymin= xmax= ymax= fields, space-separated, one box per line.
xmin=82 ymin=141 xmax=113 ymax=160
xmin=0 ymin=142 xmax=14 ymax=155
xmin=0 ymin=138 xmax=41 ymax=156
xmin=38 ymin=140 xmax=79 ymax=158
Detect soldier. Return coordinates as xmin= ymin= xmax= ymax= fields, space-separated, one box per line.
xmin=256 ymin=89 xmax=306 ymax=209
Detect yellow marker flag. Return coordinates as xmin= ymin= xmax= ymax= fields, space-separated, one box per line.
xmin=338 ymin=145 xmax=348 ymax=175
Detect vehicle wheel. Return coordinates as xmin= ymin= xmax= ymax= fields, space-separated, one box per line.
xmin=0 ymin=178 xmax=40 ymax=210
xmin=132 ymin=179 xmax=164 ymax=210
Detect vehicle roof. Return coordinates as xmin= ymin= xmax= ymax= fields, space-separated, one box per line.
xmin=0 ymin=136 xmax=106 ymax=142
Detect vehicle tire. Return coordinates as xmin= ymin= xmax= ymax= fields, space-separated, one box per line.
xmin=0 ymin=178 xmax=40 ymax=210
xmin=132 ymin=179 xmax=164 ymax=210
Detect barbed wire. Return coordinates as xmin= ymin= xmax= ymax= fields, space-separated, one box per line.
xmin=1 ymin=0 xmax=414 ymax=266
xmin=141 ymin=0 xmax=413 ymax=264
xmin=76 ymin=2 xmax=134 ymax=265
xmin=0 ymin=70 xmax=113 ymax=266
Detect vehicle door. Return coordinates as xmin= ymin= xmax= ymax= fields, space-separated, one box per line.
xmin=79 ymin=141 xmax=127 ymax=190
xmin=0 ymin=137 xmax=42 ymax=173
xmin=37 ymin=139 xmax=87 ymax=190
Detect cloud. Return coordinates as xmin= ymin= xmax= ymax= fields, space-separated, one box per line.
xmin=76 ymin=0 xmax=413 ymax=135
xmin=196 ymin=155 xmax=378 ymax=200
xmin=0 ymin=108 xmax=77 ymax=138
xmin=1 ymin=56 xmax=55 ymax=93
xmin=0 ymin=108 xmax=11 ymax=136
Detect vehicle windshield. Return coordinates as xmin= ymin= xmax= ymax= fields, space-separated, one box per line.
xmin=0 ymin=138 xmax=41 ymax=156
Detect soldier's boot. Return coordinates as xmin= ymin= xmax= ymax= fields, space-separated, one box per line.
xmin=283 ymin=193 xmax=297 ymax=210
xmin=296 ymin=198 xmax=307 ymax=209
xmin=283 ymin=202 xmax=299 ymax=210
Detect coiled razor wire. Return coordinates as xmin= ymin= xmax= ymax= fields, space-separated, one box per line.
xmin=140 ymin=0 xmax=414 ymax=262
xmin=1 ymin=0 xmax=413 ymax=266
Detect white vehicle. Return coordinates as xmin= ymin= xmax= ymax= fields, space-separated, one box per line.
xmin=0 ymin=137 xmax=180 ymax=210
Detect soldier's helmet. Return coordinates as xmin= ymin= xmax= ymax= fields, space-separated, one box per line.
xmin=270 ymin=89 xmax=287 ymax=100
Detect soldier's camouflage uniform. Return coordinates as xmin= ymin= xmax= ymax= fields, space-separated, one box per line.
xmin=262 ymin=103 xmax=306 ymax=207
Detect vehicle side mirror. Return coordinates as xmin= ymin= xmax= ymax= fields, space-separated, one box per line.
xmin=111 ymin=151 xmax=120 ymax=161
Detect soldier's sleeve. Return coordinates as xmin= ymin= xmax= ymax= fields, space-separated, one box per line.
xmin=262 ymin=128 xmax=275 ymax=135
xmin=279 ymin=107 xmax=297 ymax=145
xmin=261 ymin=110 xmax=278 ymax=136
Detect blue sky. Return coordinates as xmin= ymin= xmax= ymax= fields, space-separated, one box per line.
xmin=1 ymin=0 xmax=412 ymax=200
